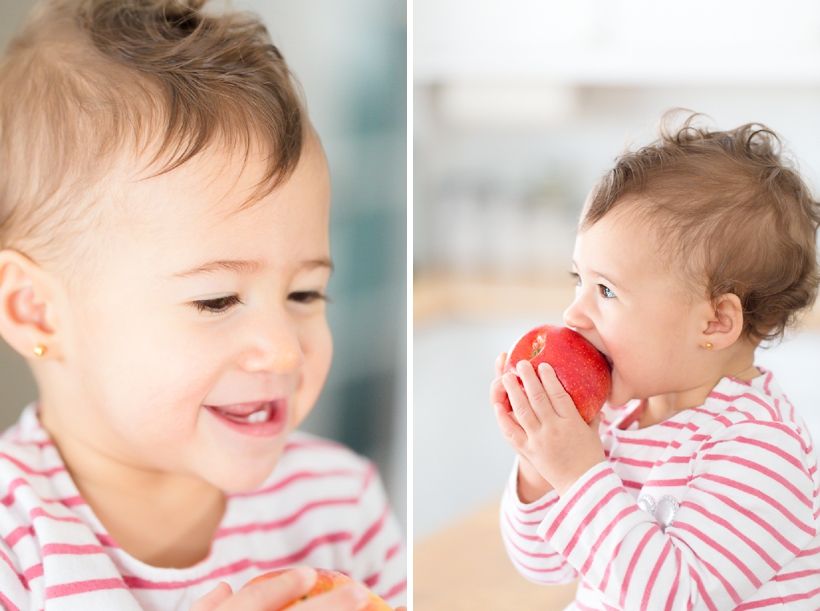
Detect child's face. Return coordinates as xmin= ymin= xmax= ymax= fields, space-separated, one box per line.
xmin=564 ymin=204 xmax=709 ymax=407
xmin=46 ymin=137 xmax=332 ymax=493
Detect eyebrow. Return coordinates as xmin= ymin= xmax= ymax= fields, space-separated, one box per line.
xmin=168 ymin=258 xmax=334 ymax=279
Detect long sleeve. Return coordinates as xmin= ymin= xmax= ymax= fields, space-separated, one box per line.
xmin=537 ymin=420 xmax=819 ymax=610
xmin=499 ymin=457 xmax=577 ymax=585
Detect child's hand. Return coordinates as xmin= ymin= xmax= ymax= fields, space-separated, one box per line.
xmin=190 ymin=567 xmax=372 ymax=611
xmin=491 ymin=352 xmax=553 ymax=502
xmin=490 ymin=352 xmax=513 ymax=419
xmin=494 ymin=359 xmax=605 ymax=497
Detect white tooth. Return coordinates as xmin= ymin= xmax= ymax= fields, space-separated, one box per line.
xmin=247 ymin=409 xmax=268 ymax=423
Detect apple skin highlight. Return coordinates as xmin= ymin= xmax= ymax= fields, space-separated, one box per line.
xmin=505 ymin=325 xmax=611 ymax=423
xmin=246 ymin=568 xmax=392 ymax=610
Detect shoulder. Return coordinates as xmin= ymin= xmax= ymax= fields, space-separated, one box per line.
xmin=0 ymin=409 xmax=88 ymax=610
xmin=700 ymin=371 xmax=812 ymax=450
xmin=692 ymin=372 xmax=817 ymax=481
xmin=0 ymin=406 xmax=66 ymax=500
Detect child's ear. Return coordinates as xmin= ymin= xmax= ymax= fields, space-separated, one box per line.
xmin=701 ymin=293 xmax=744 ymax=349
xmin=0 ymin=249 xmax=60 ymax=360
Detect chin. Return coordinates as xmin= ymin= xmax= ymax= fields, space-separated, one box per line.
xmin=204 ymin=449 xmax=285 ymax=494
xmin=607 ymin=382 xmax=634 ymax=409
xmin=215 ymin=469 xmax=276 ymax=494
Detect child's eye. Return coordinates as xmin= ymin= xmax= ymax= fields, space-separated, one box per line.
xmin=289 ymin=290 xmax=330 ymax=304
xmin=570 ymin=271 xmax=580 ymax=286
xmin=193 ymin=295 xmax=243 ymax=313
xmin=599 ymin=285 xmax=616 ymax=299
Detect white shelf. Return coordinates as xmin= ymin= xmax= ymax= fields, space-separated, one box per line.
xmin=415 ymin=0 xmax=820 ymax=86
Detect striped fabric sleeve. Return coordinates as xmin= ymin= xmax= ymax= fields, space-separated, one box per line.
xmin=0 ymin=536 xmax=29 ymax=611
xmin=500 ymin=458 xmax=578 ymax=585
xmin=537 ymin=422 xmax=818 ymax=611
xmin=348 ymin=465 xmax=406 ymax=606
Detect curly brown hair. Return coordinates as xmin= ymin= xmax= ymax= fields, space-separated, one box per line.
xmin=0 ymin=0 xmax=304 ymax=270
xmin=582 ymin=111 xmax=820 ymax=343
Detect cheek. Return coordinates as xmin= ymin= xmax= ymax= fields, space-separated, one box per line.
xmin=292 ymin=321 xmax=333 ymax=426
xmin=75 ymin=310 xmax=220 ymax=436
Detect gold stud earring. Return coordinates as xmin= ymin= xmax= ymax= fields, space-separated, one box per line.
xmin=705 ymin=342 xmax=713 ymax=350
xmin=33 ymin=344 xmax=47 ymax=357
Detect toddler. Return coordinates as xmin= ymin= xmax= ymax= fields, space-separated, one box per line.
xmin=491 ymin=114 xmax=820 ymax=610
xmin=0 ymin=1 xmax=405 ymax=610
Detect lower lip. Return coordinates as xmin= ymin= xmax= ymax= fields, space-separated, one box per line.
xmin=204 ymin=401 xmax=288 ymax=437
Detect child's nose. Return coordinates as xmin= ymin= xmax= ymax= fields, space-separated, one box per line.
xmin=563 ymin=294 xmax=592 ymax=330
xmin=240 ymin=313 xmax=303 ymax=374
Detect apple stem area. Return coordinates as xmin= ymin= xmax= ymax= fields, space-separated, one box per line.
xmin=529 ymin=335 xmax=546 ymax=360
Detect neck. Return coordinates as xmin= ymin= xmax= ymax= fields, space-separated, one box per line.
xmin=641 ymin=348 xmax=760 ymax=428
xmin=40 ymin=404 xmax=225 ymax=568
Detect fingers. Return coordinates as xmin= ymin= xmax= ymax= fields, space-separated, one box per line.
xmin=190 ymin=582 xmax=233 ymax=611
xmin=489 ymin=376 xmax=511 ymax=409
xmin=297 ymin=583 xmax=371 ymax=611
xmin=494 ymin=351 xmax=508 ymax=378
xmin=501 ymin=370 xmax=541 ymax=430
xmin=516 ymin=361 xmax=553 ymax=418
xmin=536 ymin=363 xmax=579 ymax=419
xmin=493 ymin=401 xmax=527 ymax=447
xmin=230 ymin=567 xmax=316 ymax=611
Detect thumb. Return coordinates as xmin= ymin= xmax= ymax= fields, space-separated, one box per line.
xmin=190 ymin=582 xmax=233 ymax=611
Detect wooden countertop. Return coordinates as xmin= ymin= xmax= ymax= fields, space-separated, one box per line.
xmin=414 ymin=273 xmax=820 ymax=329
xmin=414 ymin=501 xmax=577 ymax=611
xmin=414 ymin=274 xmax=576 ymax=325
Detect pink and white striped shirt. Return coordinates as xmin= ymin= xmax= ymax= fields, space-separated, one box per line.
xmin=501 ymin=370 xmax=820 ymax=610
xmin=0 ymin=405 xmax=406 ymax=611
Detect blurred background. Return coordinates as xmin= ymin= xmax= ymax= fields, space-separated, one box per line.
xmin=414 ymin=1 xmax=820 ymax=608
xmin=0 ymin=0 xmax=407 ymax=531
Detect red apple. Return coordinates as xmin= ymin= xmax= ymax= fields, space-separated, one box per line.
xmin=246 ymin=568 xmax=392 ymax=610
xmin=505 ymin=325 xmax=611 ymax=423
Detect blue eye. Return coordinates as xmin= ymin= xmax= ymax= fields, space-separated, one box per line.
xmin=193 ymin=295 xmax=243 ymax=313
xmin=599 ymin=285 xmax=616 ymax=299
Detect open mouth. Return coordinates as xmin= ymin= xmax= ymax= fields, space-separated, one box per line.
xmin=204 ymin=400 xmax=288 ymax=436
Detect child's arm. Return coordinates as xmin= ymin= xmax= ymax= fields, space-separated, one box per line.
xmin=492 ymin=353 xmax=579 ymax=585
xmin=499 ymin=363 xmax=818 ymax=609
xmin=499 ymin=457 xmax=579 ymax=585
